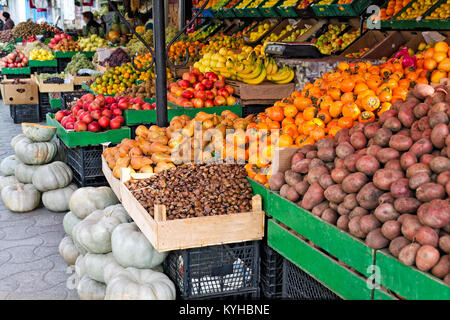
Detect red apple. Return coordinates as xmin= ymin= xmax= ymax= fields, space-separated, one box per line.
xmin=90 ymin=110 xmax=102 ymax=120
xmin=131 ymin=103 xmax=141 ymax=110
xmin=183 ymin=101 xmax=194 ymax=108
xmin=194 ymin=83 xmax=205 ymax=91
xmin=76 ymin=99 xmax=83 ymax=107
xmin=89 ymin=101 xmax=101 ymax=111
xmin=204 ymin=99 xmax=214 ymax=108
xmin=201 ymin=79 xmax=213 ymax=90
xmin=226 ymin=96 xmax=237 ymax=106
xmin=74 ymin=120 xmax=87 ymax=132
xmin=55 ymin=110 xmax=66 ymax=122
xmin=181 ymin=90 xmax=194 ymax=99
xmin=110 ymin=118 xmax=121 ymax=129
xmin=214 ymin=95 xmax=226 ymax=106
xmin=194 ymin=90 xmax=206 ymax=100
xmin=225 ymin=85 xmax=234 ymax=96
xmin=83 ymin=93 xmax=95 ymax=102
xmin=65 ymin=122 xmax=75 ymax=130
xmin=142 ymin=103 xmax=153 ymax=110
xmin=190 ymin=68 xmax=201 ymax=76
xmin=88 ymin=121 xmax=100 ymax=133
xmin=113 ymin=108 xmax=122 ymax=116
xmin=102 ymin=109 xmax=112 ymax=118
xmin=178 ymin=79 xmax=190 ymax=89
xmin=105 ymin=96 xmax=115 ymax=104
xmin=98 ymin=116 xmax=110 ymax=128
xmin=118 ymin=100 xmax=129 ymax=110
xmin=114 ymin=116 xmax=125 ymax=125
xmin=205 ymin=91 xmax=215 ymax=100
xmin=192 ymin=98 xmax=204 ymax=108
xmin=218 ymin=88 xmax=230 ymax=98
xmin=214 ymin=79 xmax=225 ymax=89
xmin=81 ymin=114 xmax=93 ymax=124
xmin=206 ymin=72 xmax=219 ymax=82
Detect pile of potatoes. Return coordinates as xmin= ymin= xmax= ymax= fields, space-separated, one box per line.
xmin=103 ymin=125 xmax=175 ymax=179
xmin=269 ymin=83 xmax=450 ymax=284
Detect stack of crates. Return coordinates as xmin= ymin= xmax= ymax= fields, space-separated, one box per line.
xmin=260 ymin=242 xmax=283 ymax=299
xmin=163 ymin=241 xmax=261 ymax=300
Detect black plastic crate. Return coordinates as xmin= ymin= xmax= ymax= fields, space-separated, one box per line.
xmin=38 ymin=92 xmax=51 ymax=121
xmin=61 ymin=90 xmax=88 ymax=110
xmin=163 ymin=241 xmax=261 ymax=300
xmin=71 ymin=169 xmax=108 ymax=187
xmin=282 ymin=259 xmax=341 ymax=300
xmin=31 ymin=66 xmax=58 ymax=74
xmin=64 ymin=144 xmax=104 ymax=179
xmin=260 ymin=242 xmax=283 ymax=299
xmin=242 ymin=105 xmax=268 ymax=117
xmin=9 ymin=104 xmax=40 ymax=124
xmin=57 ymin=57 xmax=71 ymax=73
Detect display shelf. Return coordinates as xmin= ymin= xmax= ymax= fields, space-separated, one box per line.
xmin=29 ymin=59 xmax=58 ymax=67
xmin=267 ymin=219 xmax=373 ymax=300
xmin=333 ymin=0 xmax=371 ymax=17
xmin=1 ymin=67 xmax=31 ymax=75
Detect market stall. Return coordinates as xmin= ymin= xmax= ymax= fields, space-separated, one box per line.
xmin=0 ymin=0 xmax=448 ymax=302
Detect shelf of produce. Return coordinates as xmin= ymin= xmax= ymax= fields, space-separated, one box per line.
xmin=276 ymin=0 xmax=301 ymax=17
xmin=54 ymin=51 xmax=95 ymax=58
xmin=259 ymin=0 xmax=284 ymax=17
xmin=29 ymin=60 xmax=58 ymax=67
xmin=46 ymin=113 xmax=131 ymax=147
xmin=387 ymin=0 xmax=440 ymax=29
xmin=102 ymin=155 xmax=122 ymax=201
xmin=268 ymin=192 xmax=375 ymax=277
xmin=311 ymin=0 xmax=338 ymax=17
xmin=247 ymin=178 xmax=271 ymax=211
xmin=332 ymin=0 xmax=371 ymax=16
xmin=119 ymin=167 xmax=265 ymax=252
xmin=375 ymin=250 xmax=450 ymax=300
xmin=267 ymin=219 xmax=373 ymax=300
xmin=1 ymin=67 xmax=31 ymax=75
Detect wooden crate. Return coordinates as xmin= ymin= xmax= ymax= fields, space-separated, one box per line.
xmin=119 ymin=167 xmax=265 ymax=252
xmin=33 ymin=73 xmax=74 ymax=93
xmin=102 ymin=155 xmax=122 ymax=201
xmin=268 ymin=219 xmax=373 ymax=300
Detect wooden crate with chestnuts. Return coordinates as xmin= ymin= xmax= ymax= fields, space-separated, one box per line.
xmin=119 ymin=167 xmax=265 ymax=252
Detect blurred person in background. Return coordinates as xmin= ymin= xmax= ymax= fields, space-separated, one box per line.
xmin=2 ymin=12 xmax=14 ymax=30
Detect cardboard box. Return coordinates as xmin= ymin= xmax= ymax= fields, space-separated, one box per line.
xmin=34 ymin=73 xmax=74 ymax=93
xmin=0 ymin=79 xmax=39 ymax=105
xmin=227 ymin=80 xmax=295 ymax=100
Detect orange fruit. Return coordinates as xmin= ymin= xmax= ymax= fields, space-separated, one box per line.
xmin=434 ymin=41 xmax=449 ymax=54
xmin=278 ymin=134 xmax=294 ymax=147
xmin=431 ymin=70 xmax=447 ymax=84
xmin=433 ymin=51 xmax=447 ymax=63
xmin=438 ymin=58 xmax=450 ymax=72
xmin=329 ymin=101 xmax=343 ymax=118
xmin=283 ymin=104 xmax=298 ymax=118
xmin=424 ymin=58 xmax=437 ymax=71
xmin=340 ymin=78 xmax=355 ymax=93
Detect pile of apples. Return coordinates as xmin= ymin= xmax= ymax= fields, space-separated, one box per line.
xmin=54 ymin=94 xmax=127 ymax=133
xmin=167 ymin=68 xmax=236 ymax=108
xmin=1 ymin=50 xmax=28 ymax=68
xmin=48 ymin=33 xmax=73 ymax=50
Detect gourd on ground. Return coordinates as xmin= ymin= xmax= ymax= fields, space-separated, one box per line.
xmin=59 ymin=236 xmax=80 ymax=265
xmin=80 ymin=252 xmax=115 ymax=283
xmin=63 ymin=211 xmax=82 ymax=237
xmin=72 ymin=204 xmax=131 ymax=254
xmin=0 ymin=175 xmax=19 ymax=191
xmin=32 ymin=161 xmax=73 ymax=192
xmin=111 ymin=222 xmax=167 ymax=269
xmin=105 ymin=268 xmax=176 ymax=300
xmin=1 ymin=183 xmax=40 ymax=212
xmin=42 ymin=184 xmax=77 ymax=212
xmin=14 ymin=137 xmax=57 ymax=165
xmin=14 ymin=163 xmax=40 ymax=184
xmin=69 ymin=186 xmax=119 ymax=219
xmin=21 ymin=123 xmax=56 ymax=142
xmin=77 ymin=275 xmax=106 ymax=300
xmin=103 ymin=259 xmax=125 ymax=285
xmin=0 ymin=155 xmax=21 ymax=176
xmin=10 ymin=134 xmax=26 ymax=149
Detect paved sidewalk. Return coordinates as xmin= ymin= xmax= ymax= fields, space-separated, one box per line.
xmin=0 ymin=102 xmax=78 ymax=300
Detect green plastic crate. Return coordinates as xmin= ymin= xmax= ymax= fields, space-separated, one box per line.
xmin=276 ymin=0 xmax=300 ymax=17
xmin=311 ymin=0 xmax=337 ymax=16
xmin=268 ymin=191 xmax=375 ymax=277
xmin=1 ymin=67 xmax=31 ymax=75
xmin=376 ymin=250 xmax=450 ymax=300
xmin=54 ymin=51 xmax=96 ymax=59
xmin=29 ymin=59 xmax=58 ymax=67
xmin=268 ymin=220 xmax=373 ymax=300
xmin=420 ymin=0 xmax=450 ymax=29
xmin=50 ymin=97 xmax=62 ymax=110
xmin=332 ymin=0 xmax=371 ymax=16
xmin=258 ymin=0 xmax=284 ymax=17
xmin=389 ymin=0 xmax=440 ymax=29
xmin=247 ymin=178 xmax=270 ymax=212
xmin=46 ymin=113 xmax=131 ymax=147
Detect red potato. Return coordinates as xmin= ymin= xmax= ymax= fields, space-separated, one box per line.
xmin=410 ymin=138 xmax=433 ymax=157
xmin=389 ymin=134 xmax=413 ymax=151
xmin=378 ymin=192 xmax=395 ymax=205
xmin=398 ymin=243 xmax=421 ymax=266
xmin=390 ymin=178 xmax=412 ymax=199
xmin=394 ymin=197 xmax=422 ymax=214
xmin=315 ymin=137 xmax=335 ymax=150
xmin=286 ymin=186 xmax=300 ymax=202
xmin=383 ymin=117 xmax=402 ymax=132
xmin=376 ymin=148 xmax=400 ymax=164
xmin=348 ymin=215 xmax=366 ymax=238
xmin=431 ymin=91 xmax=446 ymax=104
xmin=280 ymin=184 xmax=290 ymax=198
xmin=409 ymin=172 xmax=431 ymax=190
xmin=311 ymin=201 xmax=329 ymax=217
xmin=329 ymin=201 xmax=338 ymax=211
xmin=389 ymin=236 xmax=411 ymax=257
xmin=298 ymin=144 xmax=315 ymax=155
xmin=429 ymin=101 xmax=449 ymax=114
xmin=356 ymin=148 xmax=368 ymax=155
xmin=360 ymin=214 xmax=381 ymax=234
xmin=367 ymin=145 xmax=382 ymax=157
xmin=363 ymin=122 xmax=380 ymax=139
xmin=318 ymin=174 xmax=334 ymax=190
xmin=325 ymin=162 xmax=335 ymax=172
xmin=417 ymin=199 xmax=450 ymax=229
xmin=342 ymin=172 xmax=368 ymax=194
xmin=400 ymin=152 xmax=418 ymax=170
xmin=398 ymin=214 xmax=415 ymax=224
xmin=447 ymin=181 xmax=450 ymax=197
xmin=397 ymin=129 xmax=411 ymax=137
xmin=413 ymin=84 xmax=435 ymax=99
xmin=343 ymin=193 xmax=358 ymax=210
xmin=365 ymin=228 xmax=389 ymax=249
xmin=416 ymin=183 xmax=445 ymax=202
xmin=373 ymin=169 xmax=404 ymax=191
xmin=411 ymin=123 xmax=423 ymax=142
xmin=437 ymin=172 xmax=450 ymax=186
xmin=306 ymin=150 xmax=318 ymax=159
xmin=301 ymin=182 xmax=324 ymax=210
xmin=355 ymin=155 xmax=380 ymax=176
xmin=384 ymin=159 xmax=402 ymax=171
xmin=431 ymin=255 xmax=449 ymax=279
xmin=349 ymin=122 xmax=366 ymax=135
xmin=381 ymin=220 xmax=401 ymax=240
xmin=334 ymin=158 xmax=345 ymax=169
xmin=269 ymin=172 xmax=285 ymax=191
xmin=294 ymin=180 xmax=309 ymax=196
xmin=401 ymin=215 xmax=423 ymax=241
xmin=429 ymin=111 xmax=449 ymax=129
xmin=415 ymin=245 xmax=440 ymax=271
xmin=406 ymin=163 xmax=431 ymax=178
xmin=309 ymin=158 xmax=324 ymax=169
xmin=285 ymin=170 xmax=303 ymax=187
xmin=415 ymin=226 xmax=439 ymax=247
xmin=337 ymin=215 xmax=350 ymax=231
xmin=420 ymin=154 xmax=435 ymax=166
xmin=321 ymin=208 xmax=338 ymax=225
xmin=439 ymin=235 xmax=450 ymax=253
xmin=373 ymin=128 xmax=393 ymax=147
xmin=431 ymin=123 xmax=449 ymax=149
xmin=324 ymin=184 xmax=347 ymax=204
xmin=291 ymin=152 xmax=305 ymax=167
xmin=317 ymin=147 xmax=336 ymax=162
xmin=418 ymin=117 xmax=431 ymax=131
xmin=379 ymin=109 xmax=398 ymax=125
xmin=350 ymin=131 xmax=367 ymax=150
xmin=292 ymin=158 xmax=311 ymax=174
xmin=307 ymin=166 xmax=328 ymax=185
xmin=336 ymin=142 xmax=354 ymax=159
xmin=430 ymin=156 xmax=450 ymax=174
xmin=356 ymin=182 xmax=384 ymax=210
xmin=335 ymin=128 xmax=349 ymax=141
xmin=398 ymin=107 xmax=415 ymax=128
xmin=331 ymin=168 xmax=350 ymax=184
xmin=349 ymin=206 xmax=369 ymax=219
xmin=413 ymin=103 xmax=431 ymax=119
xmin=344 ymin=154 xmax=363 ymax=172
xmin=374 ymin=203 xmax=399 ymax=222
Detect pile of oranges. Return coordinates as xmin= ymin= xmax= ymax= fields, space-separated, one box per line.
xmin=415 ymin=41 xmax=450 ymax=84
xmin=379 ymin=0 xmax=412 ymax=20
xmin=168 ymin=41 xmax=205 ymax=63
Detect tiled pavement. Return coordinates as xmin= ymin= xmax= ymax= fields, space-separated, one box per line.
xmin=0 ymin=102 xmax=78 ymax=300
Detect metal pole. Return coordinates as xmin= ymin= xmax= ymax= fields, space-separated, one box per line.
xmin=153 ymin=0 xmax=168 ymax=127
xmin=178 ymin=0 xmax=186 ymax=30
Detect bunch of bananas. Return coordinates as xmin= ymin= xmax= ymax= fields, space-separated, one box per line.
xmin=265 ymin=58 xmax=295 ymax=84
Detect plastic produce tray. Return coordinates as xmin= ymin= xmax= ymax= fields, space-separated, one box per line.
xmin=332 ymin=0 xmax=371 ymax=16
xmin=1 ymin=67 xmax=31 ymax=75
xmin=311 ymin=0 xmax=337 ymax=16
xmin=64 ymin=144 xmax=104 ymax=179
xmin=259 ymin=0 xmax=284 ymax=17
xmin=9 ymin=104 xmax=40 ymax=124
xmin=276 ymin=0 xmax=301 ymax=17
xmin=60 ymin=91 xmax=89 ymax=109
xmin=261 ymin=241 xmax=284 ymax=299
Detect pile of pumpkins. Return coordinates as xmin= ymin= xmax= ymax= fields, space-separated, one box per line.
xmin=59 ymin=186 xmax=176 ymax=300
xmin=0 ymin=123 xmax=76 ymax=213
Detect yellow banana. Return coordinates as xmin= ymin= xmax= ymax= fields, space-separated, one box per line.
xmin=267 ymin=66 xmax=291 ymax=82
xmin=243 ymin=68 xmax=266 ymax=85
xmin=237 ymin=61 xmax=263 ymax=81
xmin=266 ymin=60 xmax=273 ymax=76
xmin=273 ymin=69 xmax=294 ymax=84
xmin=269 ymin=58 xmax=278 ymax=75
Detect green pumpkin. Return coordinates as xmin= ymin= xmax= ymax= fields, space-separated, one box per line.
xmin=1 ymin=183 xmax=41 ymax=213
xmin=42 ymin=184 xmax=77 ymax=212
xmin=32 ymin=161 xmax=73 ymax=192
xmin=21 ymin=123 xmax=56 ymax=142
xmin=14 ymin=137 xmax=57 ymax=165
xmin=14 ymin=163 xmax=41 ymax=184
xmin=0 ymin=155 xmax=22 ymax=176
